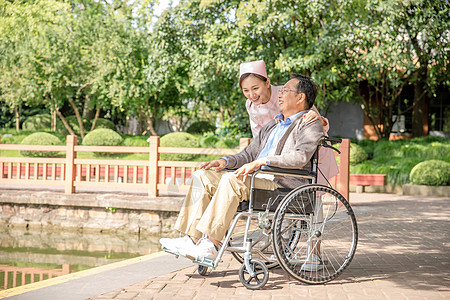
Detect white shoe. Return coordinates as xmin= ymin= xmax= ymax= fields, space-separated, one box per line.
xmin=301 ymin=254 xmax=324 ymax=271
xmin=185 ymin=238 xmax=218 ymax=261
xmin=160 ymin=236 xmax=195 ymax=254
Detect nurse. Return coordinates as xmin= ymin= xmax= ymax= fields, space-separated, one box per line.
xmin=239 ymin=60 xmax=338 ymax=184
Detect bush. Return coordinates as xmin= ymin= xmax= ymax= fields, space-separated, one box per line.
xmin=20 ymin=132 xmax=62 ymax=157
xmin=57 ymin=115 xmax=91 ymax=135
xmin=82 ymin=129 xmax=123 ymax=157
xmin=93 ymin=118 xmax=116 ymax=130
xmin=349 ymin=143 xmax=368 ymax=164
xmin=409 ymin=160 xmax=450 ymax=186
xmin=160 ymin=132 xmax=199 ymax=161
xmin=216 ymin=138 xmax=239 ymax=149
xmin=199 ymin=135 xmax=219 ymax=148
xmin=186 ymin=121 xmax=215 ymax=134
xmin=22 ymin=114 xmax=51 ymax=131
xmin=122 ymin=135 xmax=148 ymax=147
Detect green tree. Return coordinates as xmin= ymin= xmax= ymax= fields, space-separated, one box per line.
xmin=343 ymin=0 xmax=449 ymax=140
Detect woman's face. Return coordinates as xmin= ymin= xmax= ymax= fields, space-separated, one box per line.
xmin=241 ymin=75 xmax=271 ymax=105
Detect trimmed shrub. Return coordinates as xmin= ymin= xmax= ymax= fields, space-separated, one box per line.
xmin=122 ymin=135 xmax=148 ymax=147
xmin=57 ymin=115 xmax=91 ymax=135
xmin=82 ymin=129 xmax=123 ymax=157
xmin=350 ymin=143 xmax=368 ymax=165
xmin=93 ymin=118 xmax=116 ymax=130
xmin=160 ymin=132 xmax=199 ymax=161
xmin=186 ymin=121 xmax=215 ymax=134
xmin=22 ymin=114 xmax=51 ymax=131
xmin=200 ymin=135 xmax=219 ymax=148
xmin=20 ymin=132 xmax=62 ymax=157
xmin=216 ymin=138 xmax=239 ymax=149
xmin=409 ymin=160 xmax=450 ymax=186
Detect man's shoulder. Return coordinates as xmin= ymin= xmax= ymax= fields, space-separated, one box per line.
xmin=296 ymin=117 xmax=324 ymax=133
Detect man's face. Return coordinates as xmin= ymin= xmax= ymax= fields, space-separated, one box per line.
xmin=278 ymin=78 xmax=304 ymax=117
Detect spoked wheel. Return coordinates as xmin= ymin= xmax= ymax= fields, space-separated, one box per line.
xmin=272 ymin=184 xmax=358 ymax=284
xmin=197 ymin=265 xmax=208 ymax=276
xmin=238 ymin=259 xmax=269 ymax=290
xmin=227 ymin=222 xmax=281 ymax=269
xmin=229 ymin=235 xmax=279 ymax=270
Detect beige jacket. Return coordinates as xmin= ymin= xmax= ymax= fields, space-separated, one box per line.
xmin=225 ymin=116 xmax=324 ymax=188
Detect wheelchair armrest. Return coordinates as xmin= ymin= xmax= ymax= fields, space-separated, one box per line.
xmin=260 ymin=165 xmax=312 ymax=177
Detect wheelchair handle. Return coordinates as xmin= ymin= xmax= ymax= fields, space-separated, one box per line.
xmin=320 ymin=136 xmax=341 ymax=154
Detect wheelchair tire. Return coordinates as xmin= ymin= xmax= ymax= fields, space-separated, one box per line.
xmin=272 ymin=184 xmax=358 ymax=284
xmin=197 ymin=265 xmax=208 ymax=276
xmin=238 ymin=259 xmax=269 ymax=290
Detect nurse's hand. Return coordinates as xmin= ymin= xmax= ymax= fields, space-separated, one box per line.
xmin=303 ymin=110 xmax=327 ymax=127
xmin=234 ymin=158 xmax=266 ymax=182
xmin=200 ymin=158 xmax=227 ymax=172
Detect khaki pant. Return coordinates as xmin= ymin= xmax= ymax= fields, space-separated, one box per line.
xmin=174 ymin=169 xmax=280 ymax=241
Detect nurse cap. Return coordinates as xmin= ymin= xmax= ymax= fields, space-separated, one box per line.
xmin=239 ymin=60 xmax=268 ymax=79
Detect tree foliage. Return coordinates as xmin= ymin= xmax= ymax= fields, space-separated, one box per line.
xmin=0 ymin=0 xmax=448 ymax=139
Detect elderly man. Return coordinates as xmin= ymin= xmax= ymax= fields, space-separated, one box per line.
xmin=160 ymin=74 xmax=324 ymax=261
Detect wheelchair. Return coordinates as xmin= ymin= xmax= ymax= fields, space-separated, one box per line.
xmin=166 ymin=136 xmax=358 ymax=289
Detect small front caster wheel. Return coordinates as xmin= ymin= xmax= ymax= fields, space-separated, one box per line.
xmin=197 ymin=265 xmax=208 ymax=276
xmin=238 ymin=259 xmax=269 ymax=290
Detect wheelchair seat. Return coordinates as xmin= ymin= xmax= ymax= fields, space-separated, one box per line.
xmin=238 ymin=187 xmax=291 ymax=212
xmin=238 ymin=165 xmax=316 ymax=213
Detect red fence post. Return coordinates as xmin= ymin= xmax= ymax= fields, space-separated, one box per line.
xmin=149 ymin=136 xmax=160 ymax=197
xmin=65 ymin=135 xmax=77 ymax=194
xmin=339 ymin=139 xmax=350 ymax=201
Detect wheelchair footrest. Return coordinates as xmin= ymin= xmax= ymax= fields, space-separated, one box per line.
xmin=162 ymin=246 xmax=180 ymax=258
xmin=191 ymin=257 xmax=216 ymax=269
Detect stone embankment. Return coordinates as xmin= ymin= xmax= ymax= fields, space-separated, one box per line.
xmin=0 ymin=189 xmax=183 ymax=235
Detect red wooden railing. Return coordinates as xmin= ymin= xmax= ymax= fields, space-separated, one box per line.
xmin=0 ymin=136 xmax=350 ymax=200
xmin=0 ymin=264 xmax=70 ymax=290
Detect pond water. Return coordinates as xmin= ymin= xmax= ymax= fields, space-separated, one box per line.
xmin=0 ymin=228 xmax=163 ymax=291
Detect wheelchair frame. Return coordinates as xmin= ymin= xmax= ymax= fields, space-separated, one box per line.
xmin=167 ymin=136 xmax=358 ymax=289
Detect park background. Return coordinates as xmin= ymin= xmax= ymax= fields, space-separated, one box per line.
xmin=1 ymin=0 xmax=449 ymax=188
xmin=0 ymin=0 xmax=449 ymax=293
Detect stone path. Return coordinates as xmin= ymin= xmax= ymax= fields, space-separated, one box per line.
xmin=89 ymin=193 xmax=450 ymax=299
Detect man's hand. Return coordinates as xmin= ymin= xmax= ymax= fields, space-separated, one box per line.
xmin=303 ymin=110 xmax=328 ymax=127
xmin=200 ymin=158 xmax=227 ymax=172
xmin=233 ymin=158 xmax=267 ymax=182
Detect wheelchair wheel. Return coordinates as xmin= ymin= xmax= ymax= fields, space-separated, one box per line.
xmin=272 ymin=184 xmax=358 ymax=284
xmin=238 ymin=259 xmax=269 ymax=290
xmin=197 ymin=265 xmax=208 ymax=276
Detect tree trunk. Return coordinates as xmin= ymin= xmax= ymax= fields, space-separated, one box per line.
xmin=68 ymin=98 xmax=85 ymax=138
xmin=82 ymin=94 xmax=94 ymax=119
xmin=14 ymin=105 xmax=21 ymax=131
xmin=411 ymin=68 xmax=427 ymax=137
xmin=50 ymin=106 xmax=57 ymax=131
xmin=55 ymin=106 xmax=76 ymax=136
xmin=90 ymin=107 xmax=101 ymax=131
xmin=146 ymin=116 xmax=158 ymax=136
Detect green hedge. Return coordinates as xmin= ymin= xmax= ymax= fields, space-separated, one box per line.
xmin=160 ymin=132 xmax=199 ymax=161
xmin=186 ymin=121 xmax=215 ymax=134
xmin=22 ymin=114 xmax=51 ymax=131
xmin=82 ymin=128 xmax=123 ymax=157
xmin=350 ymin=143 xmax=368 ymax=165
xmin=352 ymin=137 xmax=450 ymax=185
xmin=20 ymin=132 xmax=62 ymax=157
xmin=93 ymin=118 xmax=116 ymax=130
xmin=409 ymin=160 xmax=450 ymax=186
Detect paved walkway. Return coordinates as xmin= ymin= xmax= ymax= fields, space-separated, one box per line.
xmin=2 ymin=192 xmax=449 ymax=299
xmin=88 ymin=193 xmax=449 ymax=300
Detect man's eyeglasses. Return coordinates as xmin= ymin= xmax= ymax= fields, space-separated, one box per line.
xmin=279 ymin=86 xmax=299 ymax=95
